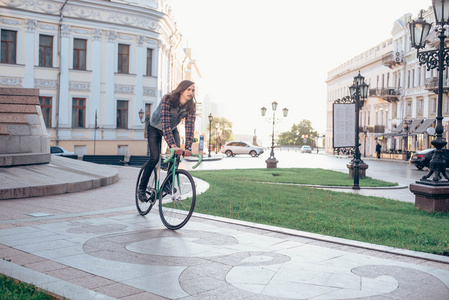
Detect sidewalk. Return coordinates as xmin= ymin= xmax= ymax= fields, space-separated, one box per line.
xmin=0 ymin=161 xmax=448 ymax=299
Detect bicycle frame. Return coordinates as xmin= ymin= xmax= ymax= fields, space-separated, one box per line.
xmin=154 ymin=149 xmax=202 ymax=199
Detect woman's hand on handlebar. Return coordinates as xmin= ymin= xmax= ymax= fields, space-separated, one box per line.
xmin=184 ymin=149 xmax=192 ymax=157
xmin=171 ymin=146 xmax=184 ymax=157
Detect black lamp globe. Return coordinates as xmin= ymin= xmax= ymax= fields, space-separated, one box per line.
xmin=409 ymin=12 xmax=432 ymax=49
xmin=354 ymin=71 xmax=365 ymax=86
xmin=433 ymin=0 xmax=449 ymax=25
xmin=349 ymin=84 xmax=357 ymax=97
xmin=360 ymin=82 xmax=369 ymax=99
xmin=138 ymin=108 xmax=144 ymax=123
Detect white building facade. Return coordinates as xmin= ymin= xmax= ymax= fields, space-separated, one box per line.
xmin=326 ymin=7 xmax=448 ymax=159
xmin=0 ymin=0 xmax=199 ymax=156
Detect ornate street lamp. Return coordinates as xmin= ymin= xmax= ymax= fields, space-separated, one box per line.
xmin=403 ymin=119 xmax=412 ymax=161
xmin=348 ymin=71 xmax=369 ymax=190
xmin=138 ymin=108 xmax=150 ymax=155
xmin=208 ymin=113 xmax=213 ymax=158
xmin=410 ymin=3 xmax=449 ymax=184
xmin=363 ymin=126 xmax=368 ymax=158
xmin=215 ymin=123 xmax=219 ymax=154
xmin=261 ymin=102 xmax=288 ymax=168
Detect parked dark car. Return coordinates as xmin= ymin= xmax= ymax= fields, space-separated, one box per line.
xmin=50 ymin=146 xmax=74 ymax=156
xmin=409 ymin=148 xmax=449 ymax=170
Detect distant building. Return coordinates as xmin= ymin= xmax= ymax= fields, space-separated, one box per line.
xmin=0 ymin=0 xmax=201 ymax=156
xmin=326 ymin=7 xmax=443 ymax=159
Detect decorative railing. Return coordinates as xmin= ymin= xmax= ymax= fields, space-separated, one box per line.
xmin=369 ymin=88 xmax=400 ymax=102
xmin=382 ymin=51 xmax=404 ymax=68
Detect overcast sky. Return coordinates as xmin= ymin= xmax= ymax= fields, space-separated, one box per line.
xmin=168 ymin=0 xmax=429 ymax=141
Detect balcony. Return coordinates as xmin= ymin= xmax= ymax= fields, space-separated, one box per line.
xmin=382 ymin=51 xmax=403 ymax=68
xmin=425 ymin=77 xmax=449 ymax=94
xmin=359 ymin=126 xmax=384 ymax=133
xmin=374 ymin=125 xmax=385 ymax=133
xmin=369 ymin=88 xmax=401 ymax=102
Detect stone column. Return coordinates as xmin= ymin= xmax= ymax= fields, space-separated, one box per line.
xmin=24 ymin=19 xmax=37 ymax=88
xmin=91 ymin=29 xmax=102 ymax=130
xmin=135 ymin=36 xmax=145 ymax=127
xmin=58 ymin=25 xmax=71 ymax=129
xmin=104 ymin=31 xmax=116 ymax=129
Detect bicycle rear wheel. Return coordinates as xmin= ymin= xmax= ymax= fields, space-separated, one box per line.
xmin=159 ymin=169 xmax=196 ymax=230
xmin=135 ymin=166 xmax=156 ymax=215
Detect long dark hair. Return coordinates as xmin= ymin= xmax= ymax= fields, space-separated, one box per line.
xmin=168 ymin=80 xmax=196 ymax=112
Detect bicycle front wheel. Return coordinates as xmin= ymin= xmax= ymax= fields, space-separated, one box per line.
xmin=159 ymin=169 xmax=196 ymax=230
xmin=135 ymin=166 xmax=156 ymax=216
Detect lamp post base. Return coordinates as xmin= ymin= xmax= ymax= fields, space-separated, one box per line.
xmin=410 ymin=182 xmax=449 ymax=213
xmin=346 ymin=163 xmax=369 ymax=179
xmin=265 ymin=157 xmax=278 ymax=168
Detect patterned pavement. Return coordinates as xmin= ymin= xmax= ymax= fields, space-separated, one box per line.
xmin=0 ymin=158 xmax=448 ymax=299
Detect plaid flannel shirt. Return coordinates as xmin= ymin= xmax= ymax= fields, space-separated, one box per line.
xmin=161 ymin=95 xmax=196 ymax=150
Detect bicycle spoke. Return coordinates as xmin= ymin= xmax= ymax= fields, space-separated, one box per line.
xmin=159 ymin=169 xmax=196 ymax=230
xmin=135 ymin=168 xmax=156 ymax=215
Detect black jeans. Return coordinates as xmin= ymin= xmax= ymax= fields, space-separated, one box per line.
xmin=139 ymin=125 xmax=180 ymax=190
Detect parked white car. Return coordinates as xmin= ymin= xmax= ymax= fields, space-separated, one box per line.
xmin=221 ymin=141 xmax=264 ymax=157
xmin=300 ymin=145 xmax=312 ymax=153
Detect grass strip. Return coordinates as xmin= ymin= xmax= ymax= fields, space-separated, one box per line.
xmin=0 ymin=274 xmax=52 ymax=299
xmin=198 ymin=168 xmax=398 ymax=187
xmin=191 ymin=168 xmax=449 ymax=256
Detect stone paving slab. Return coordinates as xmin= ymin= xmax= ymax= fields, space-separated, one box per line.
xmin=0 ymin=208 xmax=448 ymax=299
xmin=0 ymin=164 xmax=448 ymax=299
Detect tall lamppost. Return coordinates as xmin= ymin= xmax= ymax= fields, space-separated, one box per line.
xmin=208 ymin=113 xmax=213 ymax=158
xmin=261 ymin=102 xmax=288 ymax=168
xmin=138 ymin=108 xmax=150 ymax=156
xmin=349 ymin=72 xmax=369 ymax=190
xmin=215 ymin=123 xmax=219 ymax=154
xmin=403 ymin=119 xmax=412 ymax=161
xmin=363 ymin=126 xmax=368 ymax=158
xmin=409 ymin=2 xmax=449 ymax=184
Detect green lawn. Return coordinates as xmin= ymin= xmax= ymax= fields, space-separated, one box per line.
xmin=0 ymin=274 xmax=52 ymax=299
xmin=191 ymin=168 xmax=449 ymax=256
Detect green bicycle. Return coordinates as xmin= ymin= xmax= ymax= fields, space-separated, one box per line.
xmin=135 ymin=148 xmax=202 ymax=230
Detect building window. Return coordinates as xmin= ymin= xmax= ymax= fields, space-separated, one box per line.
xmin=116 ymin=100 xmax=128 ymax=128
xmin=430 ymin=97 xmax=437 ymax=115
xmin=407 ymin=70 xmax=411 ymax=88
xmin=73 ymin=38 xmax=86 ymax=70
xmin=39 ymin=35 xmax=53 ymax=67
xmin=39 ymin=97 xmax=52 ymax=128
xmin=146 ymin=48 xmax=153 ymax=76
xmin=406 ymin=100 xmax=412 ymax=117
xmin=72 ymin=98 xmax=86 ymax=128
xmin=392 ymin=102 xmax=398 ymax=119
xmin=418 ymin=67 xmax=421 ymax=86
xmin=118 ymin=44 xmax=129 ymax=73
xmin=417 ymin=99 xmax=423 ymax=116
xmin=1 ymin=29 xmax=16 ymax=64
xmin=444 ymin=96 xmax=449 ymax=115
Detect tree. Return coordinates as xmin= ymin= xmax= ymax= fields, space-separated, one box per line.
xmin=210 ymin=117 xmax=233 ymax=149
xmin=278 ymin=120 xmax=317 ymax=146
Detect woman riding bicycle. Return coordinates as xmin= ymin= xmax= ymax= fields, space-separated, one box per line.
xmin=138 ymin=80 xmax=196 ymax=202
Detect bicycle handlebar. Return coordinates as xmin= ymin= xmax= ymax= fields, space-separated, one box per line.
xmin=163 ymin=148 xmax=203 ymax=169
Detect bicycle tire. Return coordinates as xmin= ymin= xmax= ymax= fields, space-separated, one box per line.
xmin=135 ymin=166 xmax=156 ymax=216
xmin=159 ymin=169 xmax=196 ymax=230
